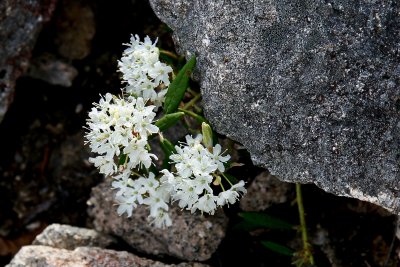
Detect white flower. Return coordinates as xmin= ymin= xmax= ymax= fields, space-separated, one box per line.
xmin=123 ymin=138 xmax=157 ymax=169
xmin=149 ymin=209 xmax=172 ymax=228
xmin=211 ymin=144 xmax=230 ymax=172
xmin=115 ymin=194 xmax=136 ymax=217
xmin=173 ymin=180 xmax=199 ymax=209
xmin=192 ymin=174 xmax=213 ymax=194
xmin=191 ymin=194 xmax=218 ymax=215
xmin=85 ymin=94 xmax=158 ymax=175
xmin=140 ymin=172 xmax=160 ymax=194
xmin=230 ymin=180 xmax=247 ymax=195
xmin=118 ymin=35 xmax=172 ymax=108
xmin=165 ymin=134 xmax=246 ymax=215
xmin=88 ymin=156 xmax=116 ymax=176
xmin=217 ymin=189 xmax=239 ymax=206
xmin=112 ymin=172 xmax=173 ymax=229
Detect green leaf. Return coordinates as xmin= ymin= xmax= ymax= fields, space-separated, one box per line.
xmin=118 ymin=154 xmax=127 ymax=166
xmin=159 ymin=135 xmax=176 ymax=170
xmin=164 ymin=56 xmax=196 ymax=114
xmin=155 ymin=112 xmax=185 ymax=132
xmin=159 ymin=135 xmax=176 ymax=156
xmin=233 ymin=221 xmax=262 ymax=232
xmin=261 ymin=241 xmax=294 ymax=257
xmin=238 ymin=212 xmax=294 ymax=230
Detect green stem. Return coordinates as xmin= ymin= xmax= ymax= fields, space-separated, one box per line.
xmin=182 ymin=93 xmax=201 ymax=110
xmin=178 ymin=108 xmax=207 ymax=123
xmin=159 ymin=49 xmax=179 ymax=60
xmin=221 ymin=172 xmax=234 ymax=187
xmin=296 ymin=183 xmax=315 ymax=265
xmin=187 ymin=88 xmax=199 ymax=96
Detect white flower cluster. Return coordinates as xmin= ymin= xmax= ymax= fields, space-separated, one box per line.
xmin=85 ymin=94 xmax=158 ymax=176
xmin=118 ymin=35 xmax=173 ymax=108
xmin=85 ymin=34 xmax=247 ymax=228
xmin=112 ymin=172 xmax=172 ymax=228
xmin=110 ymin=134 xmax=247 ymax=227
xmin=161 ymin=134 xmax=247 ymax=215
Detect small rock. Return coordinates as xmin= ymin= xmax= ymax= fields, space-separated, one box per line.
xmin=7 ymin=245 xmax=209 ymax=267
xmin=33 ymin=223 xmax=116 ymax=250
xmin=240 ymin=171 xmax=293 ymax=211
xmin=55 ymin=0 xmax=96 ymax=60
xmin=88 ymin=180 xmax=229 ymax=261
xmin=26 ymin=54 xmax=78 ymax=87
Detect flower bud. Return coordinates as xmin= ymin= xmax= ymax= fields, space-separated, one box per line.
xmin=201 ymin=122 xmax=213 ymax=150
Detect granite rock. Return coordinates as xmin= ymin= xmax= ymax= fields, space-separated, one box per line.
xmin=0 ymin=0 xmax=56 ymax=122
xmin=149 ymin=0 xmax=400 ymax=214
xmin=33 ymin=223 xmax=116 ymax=250
xmin=7 ymin=245 xmax=209 ymax=267
xmin=88 ymin=180 xmax=229 ymax=261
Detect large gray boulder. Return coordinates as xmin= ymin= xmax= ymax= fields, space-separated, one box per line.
xmin=150 ymin=0 xmax=400 ymax=214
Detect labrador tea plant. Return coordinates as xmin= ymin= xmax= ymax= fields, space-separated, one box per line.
xmin=84 ymin=35 xmax=246 ymax=228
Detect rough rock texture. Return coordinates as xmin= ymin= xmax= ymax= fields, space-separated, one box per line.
xmin=33 ymin=224 xmax=116 ymax=250
xmin=54 ymin=0 xmax=95 ymax=60
xmin=26 ymin=54 xmax=78 ymax=87
xmin=7 ymin=245 xmax=208 ymax=267
xmin=240 ymin=171 xmax=293 ymax=211
xmin=150 ymin=0 xmax=400 ymax=214
xmin=0 ymin=0 xmax=56 ymax=122
xmin=88 ymin=180 xmax=229 ymax=261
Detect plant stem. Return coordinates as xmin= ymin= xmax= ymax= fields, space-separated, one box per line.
xmin=159 ymin=49 xmax=179 ymax=60
xmin=296 ymin=183 xmax=315 ymax=265
xmin=182 ymin=93 xmax=201 ymax=110
xmin=187 ymin=88 xmax=199 ymax=96
xmin=221 ymin=172 xmax=234 ymax=187
xmin=178 ymin=108 xmax=206 ymax=123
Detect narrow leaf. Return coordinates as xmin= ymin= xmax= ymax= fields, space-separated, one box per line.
xmin=233 ymin=221 xmax=261 ymax=232
xmin=118 ymin=154 xmax=127 ymax=166
xmin=238 ymin=212 xmax=294 ymax=230
xmin=155 ymin=112 xmax=185 ymax=132
xmin=164 ymin=56 xmax=196 ymax=114
xmin=229 ymin=162 xmax=245 ymax=168
xmin=160 ymin=136 xmax=176 ymax=170
xmin=261 ymin=241 xmax=294 ymax=256
xmin=159 ymin=134 xmax=176 ymax=156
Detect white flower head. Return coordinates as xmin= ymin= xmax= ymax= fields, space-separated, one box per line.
xmin=165 ymin=134 xmax=245 ymax=215
xmin=118 ymin=35 xmax=173 ymax=108
xmin=85 ymin=94 xmax=159 ymax=176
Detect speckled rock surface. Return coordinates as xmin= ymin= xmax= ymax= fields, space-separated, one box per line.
xmin=7 ymin=245 xmax=209 ymax=267
xmin=33 ymin=223 xmax=116 ymax=250
xmin=0 ymin=0 xmax=56 ymax=122
xmin=240 ymin=171 xmax=293 ymax=211
xmin=149 ymin=0 xmax=400 ymax=214
xmin=88 ymin=180 xmax=229 ymax=261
